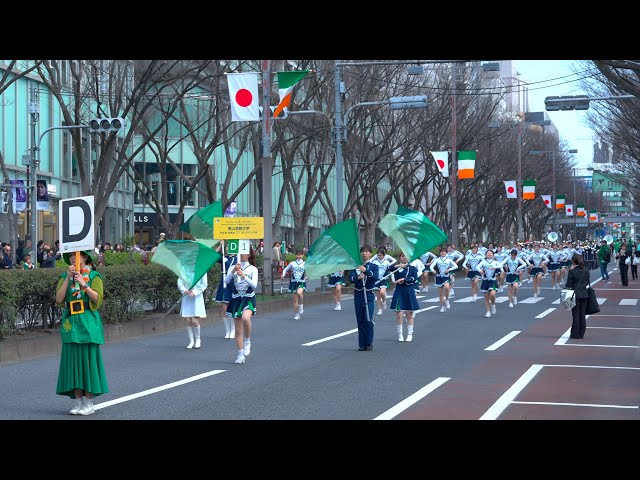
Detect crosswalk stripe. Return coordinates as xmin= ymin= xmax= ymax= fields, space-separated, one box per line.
xmin=519 ymin=296 xmax=545 ymax=304
xmin=552 ymin=299 xmax=560 ymax=305
xmin=453 ymin=296 xmax=477 ymax=303
xmin=620 ymin=299 xmax=638 ymax=306
xmin=597 ymin=298 xmax=606 ymax=305
xmin=494 ymin=296 xmax=510 ymax=303
xmin=422 ymin=297 xmax=442 ymax=303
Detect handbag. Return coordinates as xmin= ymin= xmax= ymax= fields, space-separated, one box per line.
xmin=625 ymin=256 xmax=631 ymax=265
xmin=560 ymin=288 xmax=576 ymax=310
xmin=586 ymin=283 xmax=600 ymax=315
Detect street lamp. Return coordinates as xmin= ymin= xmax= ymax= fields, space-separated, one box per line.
xmin=530 ymin=148 xmax=578 ymax=236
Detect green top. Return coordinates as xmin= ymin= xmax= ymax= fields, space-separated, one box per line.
xmin=597 ymin=244 xmax=609 ymax=262
xmin=56 ymin=269 xmax=105 ymax=344
xmin=613 ymin=241 xmax=620 ymax=253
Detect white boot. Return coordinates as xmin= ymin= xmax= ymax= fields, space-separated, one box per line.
xmin=69 ymin=398 xmax=83 ymax=415
xmin=397 ymin=324 xmax=404 ymax=342
xmin=406 ymin=325 xmax=414 ymax=342
xmin=235 ymin=349 xmax=246 ymax=364
xmin=194 ymin=325 xmax=201 ymax=349
xmin=223 ymin=317 xmax=231 ymax=339
xmin=186 ymin=326 xmax=195 ymax=349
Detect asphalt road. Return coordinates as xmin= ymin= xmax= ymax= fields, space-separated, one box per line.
xmin=1 ymin=267 xmax=638 ymax=420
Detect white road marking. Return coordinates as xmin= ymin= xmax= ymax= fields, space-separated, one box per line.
xmin=620 ymin=299 xmax=638 ymax=306
xmin=480 ymin=365 xmax=543 ymax=420
xmin=453 ymin=296 xmax=476 ymax=303
xmin=511 ymin=401 xmax=638 ymax=409
xmin=415 ymin=306 xmax=439 ymax=314
xmin=302 ymin=329 xmax=358 ymax=346
xmin=535 ymin=308 xmax=556 ymax=319
xmin=374 ymin=377 xmax=450 ymax=420
xmin=519 ymin=296 xmax=545 ymax=304
xmin=485 ymin=331 xmax=521 ymax=351
xmin=494 ymin=296 xmax=510 ymax=303
xmin=94 ymin=370 xmax=226 ymax=411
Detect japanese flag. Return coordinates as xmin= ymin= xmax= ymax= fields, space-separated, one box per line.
xmin=431 ymin=151 xmax=449 ymax=177
xmin=227 ymin=73 xmax=260 ymax=122
xmin=565 ymin=204 xmax=574 ymax=216
xmin=504 ymin=180 xmax=517 ymax=199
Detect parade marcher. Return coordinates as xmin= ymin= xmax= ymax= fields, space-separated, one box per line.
xmin=503 ymin=249 xmax=528 ymax=308
xmin=371 ymin=248 xmax=396 ymax=315
xmin=327 ymin=271 xmax=346 ymax=310
xmin=546 ymin=244 xmax=566 ymax=290
xmin=225 ymin=248 xmax=259 ymax=364
xmin=477 ymin=249 xmax=506 ymax=318
xmin=178 ymin=269 xmax=208 ymax=350
xmin=55 ymin=250 xmax=108 ymax=415
xmin=565 ymin=253 xmax=590 ymax=339
xmin=526 ymin=244 xmax=550 ymax=297
xmin=430 ymin=247 xmax=459 ymax=313
xmin=386 ymin=252 xmax=420 ymax=341
xmin=348 ymin=245 xmax=378 ymax=351
xmin=282 ymin=249 xmax=306 ymax=320
xmin=419 ymin=250 xmax=437 ymax=292
xmin=493 ymin=245 xmax=509 ymax=293
xmin=446 ymin=244 xmax=465 ymax=297
xmin=616 ymin=243 xmax=630 ymax=287
xmin=462 ymin=245 xmax=485 ymax=301
xmin=214 ymin=241 xmax=237 ymax=339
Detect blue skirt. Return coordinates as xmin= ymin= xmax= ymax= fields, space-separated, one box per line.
xmin=214 ymin=278 xmax=233 ymax=303
xmin=531 ymin=267 xmax=544 ymax=276
xmin=548 ymin=262 xmax=561 ymax=272
xmin=435 ymin=276 xmax=451 ymax=287
xmin=288 ymin=280 xmax=306 ymax=292
xmin=390 ymin=286 xmax=420 ymax=311
xmin=467 ymin=271 xmax=481 ymax=280
xmin=505 ymin=273 xmax=520 ymax=285
xmin=327 ymin=276 xmax=345 ymax=287
xmin=480 ymin=279 xmax=499 ymax=292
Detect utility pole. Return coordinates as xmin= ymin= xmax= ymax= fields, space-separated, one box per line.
xmin=552 ymin=151 xmax=556 ymax=234
xmin=29 ymin=85 xmax=39 ymax=267
xmin=261 ymin=60 xmax=273 ymax=296
xmin=334 ymin=60 xmax=344 ymax=224
xmin=450 ymin=63 xmax=458 ymax=245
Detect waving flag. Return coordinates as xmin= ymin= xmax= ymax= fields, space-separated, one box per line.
xmin=378 ymin=206 xmax=448 ymax=262
xmin=556 ymin=194 xmax=566 ymax=209
xmin=273 ymin=70 xmax=309 ymax=118
xmin=304 ymin=218 xmax=361 ymax=279
xmin=522 ymin=180 xmax=536 ymax=200
xmin=180 ymin=201 xmax=223 ymax=248
xmin=589 ymin=209 xmax=599 ymax=222
xmin=504 ymin=180 xmax=517 ymax=198
xmin=576 ymin=203 xmax=586 ymax=217
xmin=541 ymin=195 xmax=552 ymax=208
xmin=565 ymin=204 xmax=574 ymax=216
xmin=151 ymin=240 xmax=221 ymax=290
xmin=432 ymin=151 xmax=449 ymax=177
xmin=457 ymin=150 xmax=476 ymax=179
xmin=227 ymin=72 xmax=260 ymax=122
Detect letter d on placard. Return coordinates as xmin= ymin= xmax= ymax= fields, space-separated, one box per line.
xmin=59 ymin=196 xmax=95 ymax=253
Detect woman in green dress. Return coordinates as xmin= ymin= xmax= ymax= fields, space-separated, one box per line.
xmin=55 ymin=250 xmax=108 ymax=415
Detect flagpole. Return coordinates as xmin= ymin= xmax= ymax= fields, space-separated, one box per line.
xmin=517 ymin=122 xmax=524 ymax=241
xmin=261 ymin=60 xmax=274 ymax=296
xmin=450 ymin=63 xmax=458 ymax=246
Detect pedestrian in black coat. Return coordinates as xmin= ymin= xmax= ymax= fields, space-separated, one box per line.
xmin=565 ymin=254 xmax=590 ymax=339
xmin=616 ymin=244 xmax=630 ymax=287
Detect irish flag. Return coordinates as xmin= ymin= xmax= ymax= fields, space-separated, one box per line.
xmin=273 ymin=70 xmax=309 ymax=118
xmin=556 ymin=194 xmax=566 ymax=209
xmin=457 ymin=150 xmax=476 ymax=179
xmin=522 ymin=180 xmax=536 ymax=200
xmin=576 ymin=203 xmax=586 ymax=217
xmin=565 ymin=204 xmax=574 ymax=216
xmin=541 ymin=195 xmax=552 ymax=208
xmin=589 ymin=209 xmax=599 ymax=222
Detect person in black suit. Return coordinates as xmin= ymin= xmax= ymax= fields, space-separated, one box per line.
xmin=565 ymin=253 xmax=590 ymax=339
xmin=615 ymin=244 xmax=630 ymax=286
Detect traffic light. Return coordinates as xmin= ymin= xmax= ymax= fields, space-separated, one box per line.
xmin=89 ymin=117 xmax=126 ymax=132
xmin=544 ymin=95 xmax=590 ymax=111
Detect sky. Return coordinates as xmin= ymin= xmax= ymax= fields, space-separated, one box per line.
xmin=514 ymin=60 xmax=596 ymax=169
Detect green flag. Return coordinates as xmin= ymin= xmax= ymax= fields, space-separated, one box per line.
xmin=378 ymin=206 xmax=448 ymax=262
xmin=180 ymin=201 xmax=223 ymax=248
xmin=151 ymin=240 xmax=221 ymax=290
xmin=304 ymin=218 xmax=362 ymax=279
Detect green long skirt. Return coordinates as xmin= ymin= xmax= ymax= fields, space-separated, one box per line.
xmin=56 ymin=343 xmax=109 ymax=399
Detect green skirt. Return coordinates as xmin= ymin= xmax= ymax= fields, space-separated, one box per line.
xmin=56 ymin=343 xmax=109 ymax=399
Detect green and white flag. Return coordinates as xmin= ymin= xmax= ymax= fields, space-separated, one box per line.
xmin=151 ymin=240 xmax=221 ymax=290
xmin=179 ymin=201 xmax=223 ymax=248
xmin=273 ymin=70 xmax=309 ymax=118
xmin=378 ymin=206 xmax=448 ymax=262
xmin=555 ymin=194 xmax=566 ymax=209
xmin=522 ymin=180 xmax=536 ymax=200
xmin=304 ymin=218 xmax=362 ymax=279
xmin=576 ymin=203 xmax=586 ymax=217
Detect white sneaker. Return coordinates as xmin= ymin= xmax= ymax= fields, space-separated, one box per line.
xmin=79 ymin=399 xmax=95 ymax=416
xmin=491 ymin=304 xmax=496 ymax=314
xmin=69 ymin=399 xmax=83 ymax=415
xmin=473 ymin=294 xmax=477 ymax=302
xmin=450 ymin=288 xmax=455 ymax=297
xmin=229 ymin=327 xmax=235 ymax=339
xmin=243 ymin=340 xmax=251 ymax=356
xmin=405 ymin=334 xmax=413 ymax=342
xmin=194 ymin=338 xmax=201 ymax=349
xmin=224 ymin=331 xmax=230 ymax=339
xmin=485 ymin=311 xmax=491 ymax=318
xmin=534 ymin=292 xmax=538 ymax=298
xmin=440 ymin=306 xmax=446 ymax=313
xmin=234 ymin=353 xmax=246 ymax=364
xmin=509 ymin=302 xmax=514 ymax=308
xmin=513 ymin=297 xmax=518 ymax=305
xmin=377 ymin=309 xmax=383 ymax=316
xmin=398 ymin=333 xmax=404 ymax=342
xmin=445 ymin=300 xmax=450 ymax=309
xmin=294 ymin=313 xmax=300 ymax=320
xmin=552 ymin=285 xmax=556 ymax=291
xmin=299 ymin=305 xmax=304 ymax=314
xmin=424 ymin=286 xmax=429 ymax=293
xmin=382 ymin=302 xmax=387 ymax=310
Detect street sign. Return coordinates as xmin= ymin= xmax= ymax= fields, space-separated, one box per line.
xmin=22 ymin=155 xmax=31 ymax=166
xmin=213 ymin=217 xmax=264 ymax=240
xmin=59 ymin=195 xmax=95 ymax=253
xmin=226 ymin=239 xmax=251 ymax=255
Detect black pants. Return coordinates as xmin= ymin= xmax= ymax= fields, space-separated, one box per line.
xmin=631 ymin=264 xmax=638 ymax=280
xmin=571 ymin=298 xmax=588 ymax=339
xmin=620 ymin=264 xmax=629 ymax=286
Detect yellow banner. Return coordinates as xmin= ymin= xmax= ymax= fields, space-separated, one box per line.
xmin=213 ymin=217 xmax=264 ymax=239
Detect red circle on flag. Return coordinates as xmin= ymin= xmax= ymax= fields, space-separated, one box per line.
xmin=437 ymin=159 xmax=445 ymax=169
xmin=507 ymin=186 xmax=514 ymax=193
xmin=567 ymin=208 xmax=572 ymax=212
xmin=544 ymin=199 xmax=550 ymax=205
xmin=235 ymin=89 xmax=253 ymax=107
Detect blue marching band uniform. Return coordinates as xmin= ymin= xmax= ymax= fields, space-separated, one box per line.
xmin=349 ymin=262 xmax=379 ymax=351
xmin=386 ymin=263 xmax=420 ymax=311
xmin=215 ymin=254 xmax=238 ymax=305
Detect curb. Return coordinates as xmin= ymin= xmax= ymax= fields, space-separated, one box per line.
xmin=0 ymin=290 xmax=342 ymax=365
